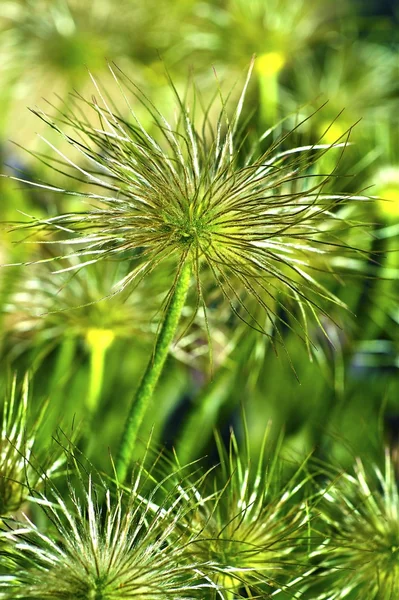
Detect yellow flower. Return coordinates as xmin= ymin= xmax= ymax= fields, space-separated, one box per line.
xmin=374 ymin=167 xmax=399 ymax=220
xmin=255 ymin=51 xmax=286 ymax=77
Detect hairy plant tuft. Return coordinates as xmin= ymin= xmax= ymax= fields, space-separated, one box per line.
xmin=9 ymin=60 xmax=367 ymax=355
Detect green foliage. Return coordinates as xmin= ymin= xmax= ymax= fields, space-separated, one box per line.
xmin=0 ymin=459 xmax=214 ymax=599
xmin=9 ymin=62 xmax=367 ymax=356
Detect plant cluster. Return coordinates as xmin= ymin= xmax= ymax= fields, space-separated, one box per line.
xmin=2 ymin=383 xmax=399 ymax=599
xmin=0 ymin=0 xmax=398 ymax=597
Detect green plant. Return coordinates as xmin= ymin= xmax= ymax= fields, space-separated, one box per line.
xmin=7 ymin=60 xmax=368 ymax=482
xmin=2 ymin=255 xmax=165 ymax=411
xmin=0 ymin=460 xmax=215 ymax=599
xmin=1 ymin=2 xmax=399 ymax=597
xmin=308 ymin=451 xmax=399 ymax=599
xmin=179 ymin=427 xmax=316 ymax=598
xmin=0 ymin=375 xmax=62 ymax=516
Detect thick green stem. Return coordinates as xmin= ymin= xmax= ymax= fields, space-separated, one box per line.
xmin=116 ymin=261 xmax=191 ymax=482
xmin=259 ymin=72 xmax=279 ymax=124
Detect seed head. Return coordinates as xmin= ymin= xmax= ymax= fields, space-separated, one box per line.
xmin=0 ymin=375 xmax=62 ymax=516
xmin=310 ymin=451 xmax=399 ymax=599
xmin=0 ymin=466 xmax=215 ymax=598
xmin=179 ymin=428 xmax=313 ymax=597
xmin=10 ymin=61 xmax=366 ymax=352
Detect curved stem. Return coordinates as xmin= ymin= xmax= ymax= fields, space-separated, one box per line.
xmin=116 ymin=260 xmax=191 ymax=482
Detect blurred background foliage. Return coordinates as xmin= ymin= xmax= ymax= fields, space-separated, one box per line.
xmin=0 ymin=0 xmax=398 ymax=476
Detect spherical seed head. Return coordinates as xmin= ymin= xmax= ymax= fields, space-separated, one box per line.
xmin=312 ymin=452 xmax=399 ymax=598
xmin=11 ymin=61 xmax=367 ymax=353
xmin=181 ymin=430 xmax=312 ymax=596
xmin=0 ymin=376 xmax=62 ymax=516
xmin=0 ymin=470 xmax=213 ymax=599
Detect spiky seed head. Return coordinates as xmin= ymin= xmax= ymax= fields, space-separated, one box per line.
xmin=0 ymin=467 xmax=215 ymax=599
xmin=0 ymin=375 xmax=62 ymax=516
xmin=178 ymin=429 xmax=313 ymax=597
xmin=310 ymin=451 xmax=399 ymax=599
xmin=9 ymin=61 xmax=366 ymax=354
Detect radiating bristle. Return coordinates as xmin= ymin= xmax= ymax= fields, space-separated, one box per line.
xmin=9 ymin=63 xmax=368 ymax=359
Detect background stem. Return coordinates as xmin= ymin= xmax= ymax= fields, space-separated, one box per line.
xmin=116 ymin=260 xmax=191 ymax=482
xmin=176 ymin=369 xmax=233 ymax=464
xmin=86 ymin=329 xmax=114 ymax=414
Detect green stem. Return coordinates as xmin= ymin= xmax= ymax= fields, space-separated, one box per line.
xmin=86 ymin=329 xmax=115 ymax=414
xmin=259 ymin=72 xmax=279 ymax=125
xmin=176 ymin=369 xmax=233 ymax=465
xmin=116 ymin=260 xmax=191 ymax=482
xmin=48 ymin=337 xmax=76 ymax=396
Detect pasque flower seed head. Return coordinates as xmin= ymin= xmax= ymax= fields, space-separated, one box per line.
xmin=0 ymin=462 xmax=216 ymax=598
xmin=9 ymin=60 xmax=367 ymax=352
xmin=0 ymin=375 xmax=63 ymax=516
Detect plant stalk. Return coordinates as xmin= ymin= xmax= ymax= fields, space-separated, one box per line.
xmin=86 ymin=329 xmax=114 ymax=414
xmin=48 ymin=337 xmax=76 ymax=396
xmin=176 ymin=369 xmax=233 ymax=465
xmin=116 ymin=260 xmax=191 ymax=482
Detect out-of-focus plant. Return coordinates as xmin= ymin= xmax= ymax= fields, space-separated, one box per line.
xmin=308 ymin=451 xmax=399 ymax=599
xmin=183 ymin=0 xmax=349 ymax=122
xmin=374 ymin=166 xmax=399 ymax=221
xmin=284 ymin=40 xmax=399 ymax=147
xmin=2 ymin=256 xmax=166 ymax=413
xmin=0 ymin=0 xmax=191 ymax=148
xmin=346 ymin=119 xmax=399 ymax=398
xmin=370 ymin=119 xmax=399 ymax=223
xmin=0 ymin=374 xmax=63 ymax=516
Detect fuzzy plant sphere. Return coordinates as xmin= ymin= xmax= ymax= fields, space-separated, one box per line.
xmin=0 ymin=465 xmax=216 ymax=599
xmin=9 ymin=60 xmax=366 ymax=353
xmin=5 ymin=59 xmax=371 ymax=482
xmin=175 ymin=428 xmax=316 ymax=598
xmin=307 ymin=452 xmax=399 ymax=599
xmin=0 ymin=376 xmax=62 ymax=516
